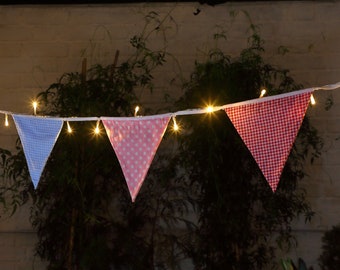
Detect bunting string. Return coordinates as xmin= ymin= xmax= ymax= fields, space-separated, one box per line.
xmin=2 ymin=82 xmax=340 ymax=201
xmin=2 ymin=82 xmax=338 ymax=121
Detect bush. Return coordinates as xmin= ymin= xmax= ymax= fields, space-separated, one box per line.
xmin=173 ymin=31 xmax=321 ymax=269
xmin=319 ymin=225 xmax=340 ymax=270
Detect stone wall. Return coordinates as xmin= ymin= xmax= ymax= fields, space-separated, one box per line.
xmin=0 ymin=1 xmax=340 ymax=269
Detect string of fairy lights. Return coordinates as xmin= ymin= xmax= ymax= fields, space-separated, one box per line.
xmin=1 ymin=82 xmax=339 ymax=136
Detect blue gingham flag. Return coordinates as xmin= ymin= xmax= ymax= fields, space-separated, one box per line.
xmin=13 ymin=115 xmax=63 ymax=189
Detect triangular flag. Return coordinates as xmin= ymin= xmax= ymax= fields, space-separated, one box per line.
xmin=225 ymin=89 xmax=313 ymax=191
xmin=102 ymin=115 xmax=170 ymax=202
xmin=12 ymin=115 xmax=63 ymax=189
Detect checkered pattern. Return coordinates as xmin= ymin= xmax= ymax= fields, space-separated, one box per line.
xmin=12 ymin=115 xmax=63 ymax=189
xmin=225 ymin=91 xmax=312 ymax=191
xmin=102 ymin=115 xmax=170 ymax=202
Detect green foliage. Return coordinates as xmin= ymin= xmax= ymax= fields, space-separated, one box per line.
xmin=0 ymin=140 xmax=30 ymax=216
xmin=173 ymin=32 xmax=322 ymax=269
xmin=319 ymin=224 xmax=340 ymax=270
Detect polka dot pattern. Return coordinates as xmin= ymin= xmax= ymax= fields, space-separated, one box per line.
xmin=225 ymin=91 xmax=312 ymax=192
xmin=102 ymin=115 xmax=170 ymax=202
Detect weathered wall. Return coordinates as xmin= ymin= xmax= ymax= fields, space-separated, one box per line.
xmin=0 ymin=1 xmax=339 ymax=269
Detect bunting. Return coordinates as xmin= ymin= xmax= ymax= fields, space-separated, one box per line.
xmin=12 ymin=115 xmax=63 ymax=189
xmin=2 ymin=83 xmax=340 ymax=200
xmin=224 ymin=89 xmax=313 ymax=191
xmin=102 ymin=114 xmax=171 ymax=202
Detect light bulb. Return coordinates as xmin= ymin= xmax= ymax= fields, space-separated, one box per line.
xmin=310 ymin=94 xmax=316 ymax=105
xmin=32 ymin=101 xmax=38 ymax=115
xmin=67 ymin=121 xmax=72 ymax=133
xmin=4 ymin=114 xmax=9 ymax=127
xmin=172 ymin=116 xmax=179 ymax=132
xmin=206 ymin=105 xmax=214 ymax=113
xmin=134 ymin=106 xmax=140 ymax=117
xmin=94 ymin=120 xmax=100 ymax=135
xmin=260 ymin=88 xmax=266 ymax=98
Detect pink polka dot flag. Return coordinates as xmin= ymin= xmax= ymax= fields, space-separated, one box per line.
xmin=225 ymin=89 xmax=313 ymax=192
xmin=102 ymin=115 xmax=171 ymax=202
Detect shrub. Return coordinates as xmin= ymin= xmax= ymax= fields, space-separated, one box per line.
xmin=319 ymin=225 xmax=340 ymax=270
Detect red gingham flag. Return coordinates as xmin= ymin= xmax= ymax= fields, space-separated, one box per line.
xmin=102 ymin=115 xmax=170 ymax=202
xmin=225 ymin=89 xmax=313 ymax=191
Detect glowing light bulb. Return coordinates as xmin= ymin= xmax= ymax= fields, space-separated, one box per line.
xmin=32 ymin=101 xmax=38 ymax=115
xmin=172 ymin=116 xmax=179 ymax=132
xmin=260 ymin=88 xmax=266 ymax=98
xmin=4 ymin=114 xmax=9 ymax=127
xmin=310 ymin=94 xmax=316 ymax=105
xmin=134 ymin=106 xmax=140 ymax=117
xmin=94 ymin=120 xmax=100 ymax=135
xmin=206 ymin=106 xmax=214 ymax=113
xmin=67 ymin=121 xmax=72 ymax=133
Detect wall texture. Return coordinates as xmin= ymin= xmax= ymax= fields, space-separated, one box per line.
xmin=0 ymin=1 xmax=339 ymax=269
